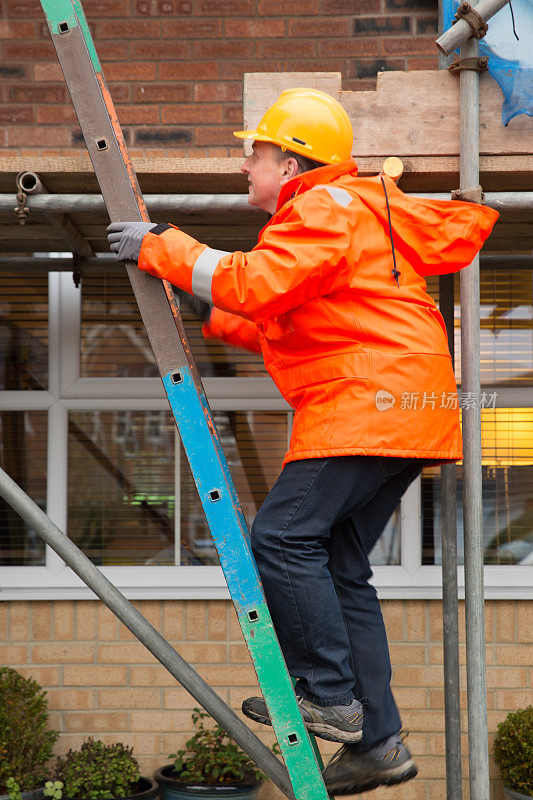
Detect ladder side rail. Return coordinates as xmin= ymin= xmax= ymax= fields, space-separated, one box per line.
xmin=38 ymin=3 xmax=329 ymax=798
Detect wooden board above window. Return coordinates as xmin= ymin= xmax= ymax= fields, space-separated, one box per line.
xmin=0 ymin=69 xmax=531 ymax=256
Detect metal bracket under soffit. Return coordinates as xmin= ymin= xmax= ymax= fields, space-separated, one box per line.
xmin=454 ymin=1 xmax=489 ymax=39
xmin=451 ymin=185 xmax=485 ymax=203
xmin=16 ymin=170 xmax=94 ymax=258
xmin=448 ymin=55 xmax=489 ymax=73
xmin=14 ymin=188 xmax=29 ymax=225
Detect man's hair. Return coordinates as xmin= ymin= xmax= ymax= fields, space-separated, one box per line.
xmin=274 ymin=147 xmax=324 ymax=174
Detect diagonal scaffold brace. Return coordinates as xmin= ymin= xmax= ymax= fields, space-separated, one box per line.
xmin=34 ymin=1 xmax=330 ymax=798
xmin=0 ymin=465 xmax=293 ymax=796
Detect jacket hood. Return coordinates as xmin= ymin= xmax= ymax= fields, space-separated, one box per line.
xmin=350 ymin=175 xmax=500 ymax=277
xmin=273 ymin=159 xmax=499 ymax=277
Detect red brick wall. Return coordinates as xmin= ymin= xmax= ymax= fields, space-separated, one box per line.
xmin=0 ymin=0 xmax=439 ymax=157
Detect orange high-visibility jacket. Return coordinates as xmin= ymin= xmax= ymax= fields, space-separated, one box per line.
xmin=139 ymin=159 xmax=499 ymax=466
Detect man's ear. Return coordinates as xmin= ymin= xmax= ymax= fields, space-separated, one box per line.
xmin=281 ymin=157 xmax=299 ymax=182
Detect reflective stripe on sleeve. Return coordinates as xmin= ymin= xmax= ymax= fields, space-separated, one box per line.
xmin=191 ymin=246 xmax=231 ymax=304
xmin=313 ymin=184 xmax=354 ymax=208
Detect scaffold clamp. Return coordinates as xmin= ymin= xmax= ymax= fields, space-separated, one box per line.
xmin=448 ymin=56 xmax=489 ymax=73
xmin=451 ymin=185 xmax=485 ymax=204
xmin=14 ymin=187 xmax=29 ymax=225
xmin=454 ymin=2 xmax=489 ymax=39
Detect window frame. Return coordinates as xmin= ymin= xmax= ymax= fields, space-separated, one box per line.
xmin=1 ymin=272 xmax=532 ymax=601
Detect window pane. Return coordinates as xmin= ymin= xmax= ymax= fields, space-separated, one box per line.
xmin=0 ymin=274 xmax=48 ymax=390
xmin=422 ymin=408 xmax=533 ymax=565
xmin=67 ymin=410 xmax=288 ymax=566
xmin=427 ymin=269 xmax=533 ymax=386
xmin=369 ymin=509 xmax=400 ymax=565
xmin=80 ymin=272 xmax=266 ymax=378
xmin=68 ymin=410 xmax=177 ymax=565
xmin=0 ymin=411 xmax=47 ymax=565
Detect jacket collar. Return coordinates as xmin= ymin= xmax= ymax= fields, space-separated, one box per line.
xmin=274 ymin=157 xmax=359 ymax=213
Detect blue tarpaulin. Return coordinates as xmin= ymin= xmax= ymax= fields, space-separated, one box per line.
xmin=443 ymin=0 xmax=533 ymax=125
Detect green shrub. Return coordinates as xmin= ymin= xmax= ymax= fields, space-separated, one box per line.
xmin=0 ymin=667 xmax=59 ymax=793
xmin=169 ymin=708 xmax=267 ymax=786
xmin=494 ymin=706 xmax=533 ymax=796
xmin=53 ymin=740 xmax=140 ymax=800
xmin=5 ymin=778 xmax=22 ymax=800
xmin=43 ymin=781 xmax=63 ymax=800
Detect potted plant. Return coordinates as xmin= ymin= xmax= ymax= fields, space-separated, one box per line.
xmin=494 ymin=706 xmax=533 ymax=800
xmin=0 ymin=667 xmax=59 ymax=800
xmin=154 ymin=708 xmax=270 ymax=800
xmin=51 ymin=739 xmax=158 ymax=800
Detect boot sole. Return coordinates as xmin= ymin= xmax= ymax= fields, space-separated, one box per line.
xmin=324 ymin=760 xmax=419 ymax=795
xmin=242 ymin=707 xmax=363 ymax=743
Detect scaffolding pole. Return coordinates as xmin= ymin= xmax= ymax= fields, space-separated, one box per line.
xmin=0 ymin=254 xmax=531 ymax=275
xmin=438 ymin=3 xmax=462 ymax=796
xmin=459 ymin=13 xmax=490 ymax=800
xmin=0 ymin=192 xmax=259 ymax=215
xmin=1 ymin=191 xmax=532 ymax=214
xmin=0 ymin=464 xmax=296 ymax=800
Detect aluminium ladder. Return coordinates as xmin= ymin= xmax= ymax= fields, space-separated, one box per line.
xmin=37 ymin=1 xmax=330 ymax=798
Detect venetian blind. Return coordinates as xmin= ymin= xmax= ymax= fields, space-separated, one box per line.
xmin=423 ymin=268 xmax=532 ymax=564
xmin=80 ymin=272 xmax=267 ymax=378
xmin=67 ymin=410 xmax=288 ymax=566
xmin=0 ymin=273 xmax=48 ymax=390
xmin=0 ymin=411 xmax=47 ymax=565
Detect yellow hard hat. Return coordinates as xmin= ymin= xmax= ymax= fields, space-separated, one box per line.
xmin=233 ymin=87 xmax=353 ymax=165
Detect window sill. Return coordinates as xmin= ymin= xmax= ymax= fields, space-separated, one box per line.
xmin=1 ymin=564 xmax=532 ymax=601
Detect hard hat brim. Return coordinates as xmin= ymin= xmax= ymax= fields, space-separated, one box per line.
xmin=233 ymin=129 xmax=270 ymax=142
xmin=233 ymin=129 xmax=299 ymax=154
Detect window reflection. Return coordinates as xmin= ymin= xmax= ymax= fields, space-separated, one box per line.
xmin=423 ymin=409 xmax=533 ymax=565
xmin=67 ymin=410 xmax=288 ymax=566
xmin=80 ymin=273 xmax=266 ymax=378
xmin=0 ymin=411 xmax=47 ymax=565
xmin=427 ymin=270 xmax=533 ymax=386
xmin=369 ymin=508 xmax=400 ymax=565
xmin=0 ymin=274 xmax=48 ymax=390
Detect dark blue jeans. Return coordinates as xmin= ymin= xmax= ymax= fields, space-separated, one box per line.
xmin=250 ymin=455 xmax=424 ymax=752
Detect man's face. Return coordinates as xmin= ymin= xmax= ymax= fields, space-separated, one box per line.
xmin=241 ymin=141 xmax=297 ymax=214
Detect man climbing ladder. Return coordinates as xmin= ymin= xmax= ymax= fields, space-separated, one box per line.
xmin=108 ymin=88 xmax=499 ymax=794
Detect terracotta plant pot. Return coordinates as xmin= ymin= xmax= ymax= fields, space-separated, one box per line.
xmin=154 ymin=765 xmax=261 ymax=800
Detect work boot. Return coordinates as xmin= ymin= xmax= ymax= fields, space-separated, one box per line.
xmin=322 ymin=732 xmax=418 ymax=794
xmin=242 ymin=695 xmax=363 ymax=743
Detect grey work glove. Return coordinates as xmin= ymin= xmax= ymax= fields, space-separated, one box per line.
xmin=107 ymin=221 xmax=158 ymax=262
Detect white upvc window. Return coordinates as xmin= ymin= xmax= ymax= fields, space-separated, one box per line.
xmin=0 ymin=269 xmax=532 ymax=601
